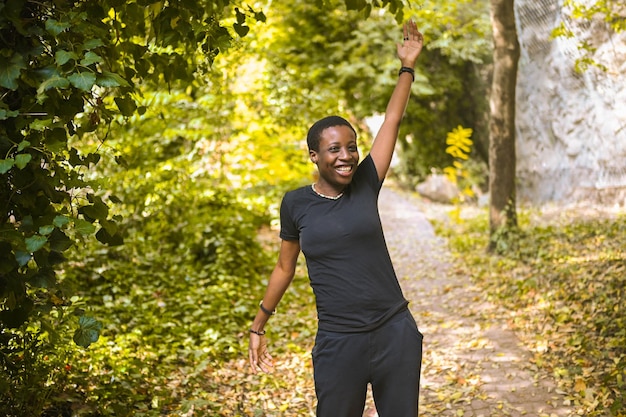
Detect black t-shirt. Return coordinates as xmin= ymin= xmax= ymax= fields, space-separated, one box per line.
xmin=279 ymin=154 xmax=408 ymax=332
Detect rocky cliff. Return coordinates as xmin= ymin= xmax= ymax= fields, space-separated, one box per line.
xmin=515 ymin=0 xmax=626 ymax=205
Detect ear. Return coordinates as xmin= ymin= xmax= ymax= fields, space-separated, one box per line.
xmin=309 ymin=150 xmax=318 ymax=163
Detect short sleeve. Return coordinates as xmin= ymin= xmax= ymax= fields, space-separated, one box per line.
xmin=356 ymin=154 xmax=384 ymax=195
xmin=279 ymin=192 xmax=299 ymax=241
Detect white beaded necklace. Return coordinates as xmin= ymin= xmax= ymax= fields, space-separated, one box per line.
xmin=311 ymin=184 xmax=344 ymax=200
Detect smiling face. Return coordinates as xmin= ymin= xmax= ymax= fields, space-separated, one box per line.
xmin=309 ymin=125 xmax=360 ymax=194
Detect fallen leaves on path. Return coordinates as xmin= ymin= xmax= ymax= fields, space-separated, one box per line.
xmin=439 ymin=206 xmax=626 ymax=417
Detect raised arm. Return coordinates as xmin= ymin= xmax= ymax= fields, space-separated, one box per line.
xmin=370 ymin=21 xmax=424 ymax=181
xmin=248 ymin=238 xmax=301 ymax=373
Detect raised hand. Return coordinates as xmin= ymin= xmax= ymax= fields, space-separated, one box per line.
xmin=397 ymin=20 xmax=424 ymax=69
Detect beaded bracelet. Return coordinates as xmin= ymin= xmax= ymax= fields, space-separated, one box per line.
xmin=249 ymin=328 xmax=266 ymax=336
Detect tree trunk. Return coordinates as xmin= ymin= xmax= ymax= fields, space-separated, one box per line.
xmin=488 ymin=0 xmax=520 ymax=249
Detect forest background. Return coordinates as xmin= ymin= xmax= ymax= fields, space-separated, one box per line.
xmin=1 ymin=0 xmax=624 ymax=416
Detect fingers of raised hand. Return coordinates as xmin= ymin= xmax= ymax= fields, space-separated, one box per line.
xmin=403 ymin=20 xmax=423 ymax=44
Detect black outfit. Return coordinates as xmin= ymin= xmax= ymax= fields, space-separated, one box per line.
xmin=280 ymin=155 xmax=422 ymax=417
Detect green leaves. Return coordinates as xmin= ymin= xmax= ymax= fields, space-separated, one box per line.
xmin=233 ymin=22 xmax=250 ymax=37
xmin=234 ymin=7 xmax=250 ymax=37
xmin=96 ymin=71 xmax=130 ymax=88
xmin=73 ymin=316 xmax=102 ymax=348
xmin=55 ymin=50 xmax=78 ymax=66
xmin=81 ymin=200 xmax=109 ymax=221
xmin=344 ymin=0 xmax=367 ymax=10
xmin=25 ymin=235 xmax=48 ymax=252
xmin=0 ymin=159 xmax=14 ymax=174
xmin=552 ymin=0 xmax=624 ymax=74
xmin=17 ymin=140 xmax=30 ymax=151
xmin=45 ymin=18 xmax=71 ymax=36
xmin=114 ymin=96 xmax=137 ymax=117
xmin=73 ymin=218 xmax=96 ymax=235
xmin=15 ymin=251 xmax=32 ymax=267
xmin=0 ymin=153 xmax=32 ymax=173
xmin=0 ymin=53 xmax=26 ymax=90
xmin=53 ymin=215 xmax=70 ymax=228
xmin=83 ymin=38 xmax=104 ymax=50
xmin=0 ymin=108 xmax=19 ymax=120
xmin=68 ymin=71 xmax=96 ymax=91
xmin=2 ymin=0 xmax=264 ymax=413
xmin=80 ymin=51 xmax=102 ymax=66
xmin=15 ymin=153 xmax=32 ymax=168
xmin=37 ymin=75 xmax=70 ymax=94
xmin=233 ymin=5 xmax=269 ymax=38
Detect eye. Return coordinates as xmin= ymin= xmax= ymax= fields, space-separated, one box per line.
xmin=348 ymin=146 xmax=358 ymax=152
xmin=329 ymin=146 xmax=339 ymax=152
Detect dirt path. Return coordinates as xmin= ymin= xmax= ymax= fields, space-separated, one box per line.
xmin=363 ymin=186 xmax=576 ymax=417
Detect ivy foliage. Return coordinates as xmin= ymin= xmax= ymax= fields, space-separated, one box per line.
xmin=0 ymin=0 xmax=265 ymax=331
xmin=0 ymin=0 xmax=264 ymax=413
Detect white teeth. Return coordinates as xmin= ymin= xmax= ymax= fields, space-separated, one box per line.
xmin=336 ymin=166 xmax=352 ymax=172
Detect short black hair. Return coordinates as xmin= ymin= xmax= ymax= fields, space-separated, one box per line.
xmin=306 ymin=116 xmax=357 ymax=152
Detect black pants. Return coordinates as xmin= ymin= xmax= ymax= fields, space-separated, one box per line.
xmin=312 ymin=309 xmax=423 ymax=417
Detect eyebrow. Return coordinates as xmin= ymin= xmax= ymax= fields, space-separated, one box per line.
xmin=327 ymin=141 xmax=357 ymax=146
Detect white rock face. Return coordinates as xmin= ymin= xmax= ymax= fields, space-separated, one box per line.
xmin=515 ymin=0 xmax=626 ymax=204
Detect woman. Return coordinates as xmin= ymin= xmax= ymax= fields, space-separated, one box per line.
xmin=249 ymin=20 xmax=424 ymax=417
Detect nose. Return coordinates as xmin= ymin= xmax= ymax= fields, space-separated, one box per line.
xmin=338 ymin=147 xmax=351 ymax=160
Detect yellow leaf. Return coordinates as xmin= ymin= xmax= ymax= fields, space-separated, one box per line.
xmin=443 ymin=167 xmax=458 ymax=183
xmin=574 ymin=377 xmax=587 ymax=393
xmin=446 ymin=146 xmax=469 ymax=159
xmin=446 ymin=125 xmax=473 ymax=147
xmin=463 ymin=187 xmax=475 ymax=197
xmin=450 ymin=391 xmax=463 ymax=401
